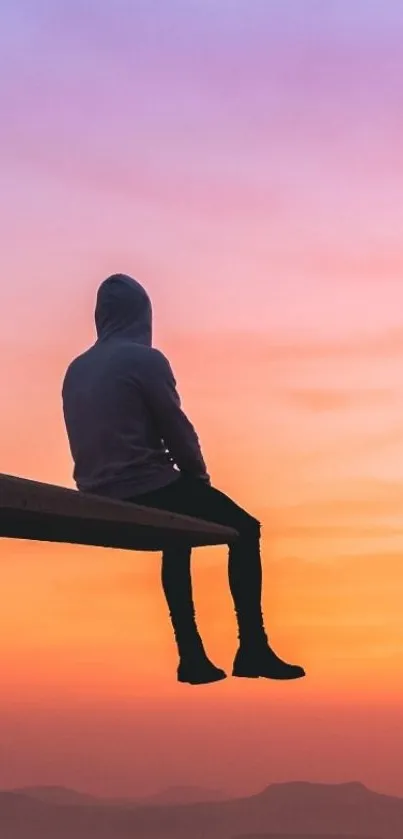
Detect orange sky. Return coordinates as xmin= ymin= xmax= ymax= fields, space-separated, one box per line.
xmin=1 ymin=0 xmax=403 ymax=800
xmin=1 ymin=326 xmax=403 ymax=796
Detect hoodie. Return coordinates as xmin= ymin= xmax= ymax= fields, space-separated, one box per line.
xmin=62 ymin=274 xmax=210 ymax=499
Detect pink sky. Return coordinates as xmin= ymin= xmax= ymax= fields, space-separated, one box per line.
xmin=1 ymin=0 xmax=403 ymax=799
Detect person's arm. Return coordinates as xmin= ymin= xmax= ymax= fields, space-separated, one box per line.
xmin=142 ymin=349 xmax=210 ymax=483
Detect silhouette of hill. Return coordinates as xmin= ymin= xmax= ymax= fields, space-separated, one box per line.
xmin=9 ymin=782 xmax=228 ymax=806
xmin=9 ymin=785 xmax=105 ymax=806
xmin=0 ymin=781 xmax=400 ymax=838
xmin=139 ymin=784 xmax=229 ymax=804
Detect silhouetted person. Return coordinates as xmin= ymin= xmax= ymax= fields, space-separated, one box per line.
xmin=62 ymin=274 xmax=305 ymax=684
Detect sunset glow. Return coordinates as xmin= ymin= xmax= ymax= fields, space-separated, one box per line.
xmin=1 ymin=0 xmax=403 ymax=800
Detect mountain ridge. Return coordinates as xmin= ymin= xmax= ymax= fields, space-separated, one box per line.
xmin=7 ymin=779 xmax=397 ymax=807
xmin=0 ymin=780 xmax=400 ymax=839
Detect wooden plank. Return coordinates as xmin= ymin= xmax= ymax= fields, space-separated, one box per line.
xmin=0 ymin=473 xmax=238 ymax=551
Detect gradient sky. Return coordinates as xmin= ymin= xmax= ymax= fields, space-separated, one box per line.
xmin=1 ymin=0 xmax=403 ymax=800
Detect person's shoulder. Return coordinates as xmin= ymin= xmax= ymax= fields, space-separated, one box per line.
xmin=61 ymin=348 xmax=91 ymax=392
xmin=115 ymin=342 xmax=168 ymax=366
xmin=139 ymin=346 xmax=172 ymax=376
xmin=148 ymin=346 xmax=169 ymax=364
xmin=63 ymin=347 xmax=89 ymax=375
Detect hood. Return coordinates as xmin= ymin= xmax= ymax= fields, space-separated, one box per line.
xmin=95 ymin=274 xmax=152 ymax=345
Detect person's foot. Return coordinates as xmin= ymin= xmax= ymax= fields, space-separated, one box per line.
xmin=177 ymin=654 xmax=227 ymax=685
xmin=232 ymin=644 xmax=305 ymax=680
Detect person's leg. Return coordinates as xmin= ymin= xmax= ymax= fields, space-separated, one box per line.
xmin=159 ymin=542 xmax=226 ymax=682
xmin=132 ymin=476 xmax=259 ymax=636
xmin=131 ymin=475 xmax=305 ymax=680
xmin=127 ymin=477 xmax=229 ymax=683
xmin=160 ymin=544 xmax=196 ymax=655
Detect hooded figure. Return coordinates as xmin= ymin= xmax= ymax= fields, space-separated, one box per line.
xmin=62 ymin=274 xmax=209 ymax=499
xmin=62 ymin=273 xmax=306 ymax=687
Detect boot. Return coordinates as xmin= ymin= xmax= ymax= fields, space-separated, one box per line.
xmin=233 ymin=606 xmax=305 ymax=680
xmin=232 ymin=635 xmax=305 ymax=681
xmin=177 ymin=655 xmax=227 ymax=685
xmin=229 ymin=536 xmax=305 ymax=680
xmin=176 ymin=633 xmax=227 ymax=685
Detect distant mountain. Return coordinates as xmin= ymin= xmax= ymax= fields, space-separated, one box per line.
xmin=0 ymin=781 xmax=400 ymax=839
xmin=9 ymin=783 xmax=228 ymax=807
xmin=9 ymin=785 xmax=104 ymax=806
xmin=138 ymin=784 xmax=229 ymax=804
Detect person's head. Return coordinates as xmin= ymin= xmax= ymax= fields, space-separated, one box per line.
xmin=94 ymin=273 xmax=152 ymax=345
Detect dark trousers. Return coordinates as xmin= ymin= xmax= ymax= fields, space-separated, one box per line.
xmin=128 ymin=474 xmax=266 ymax=657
